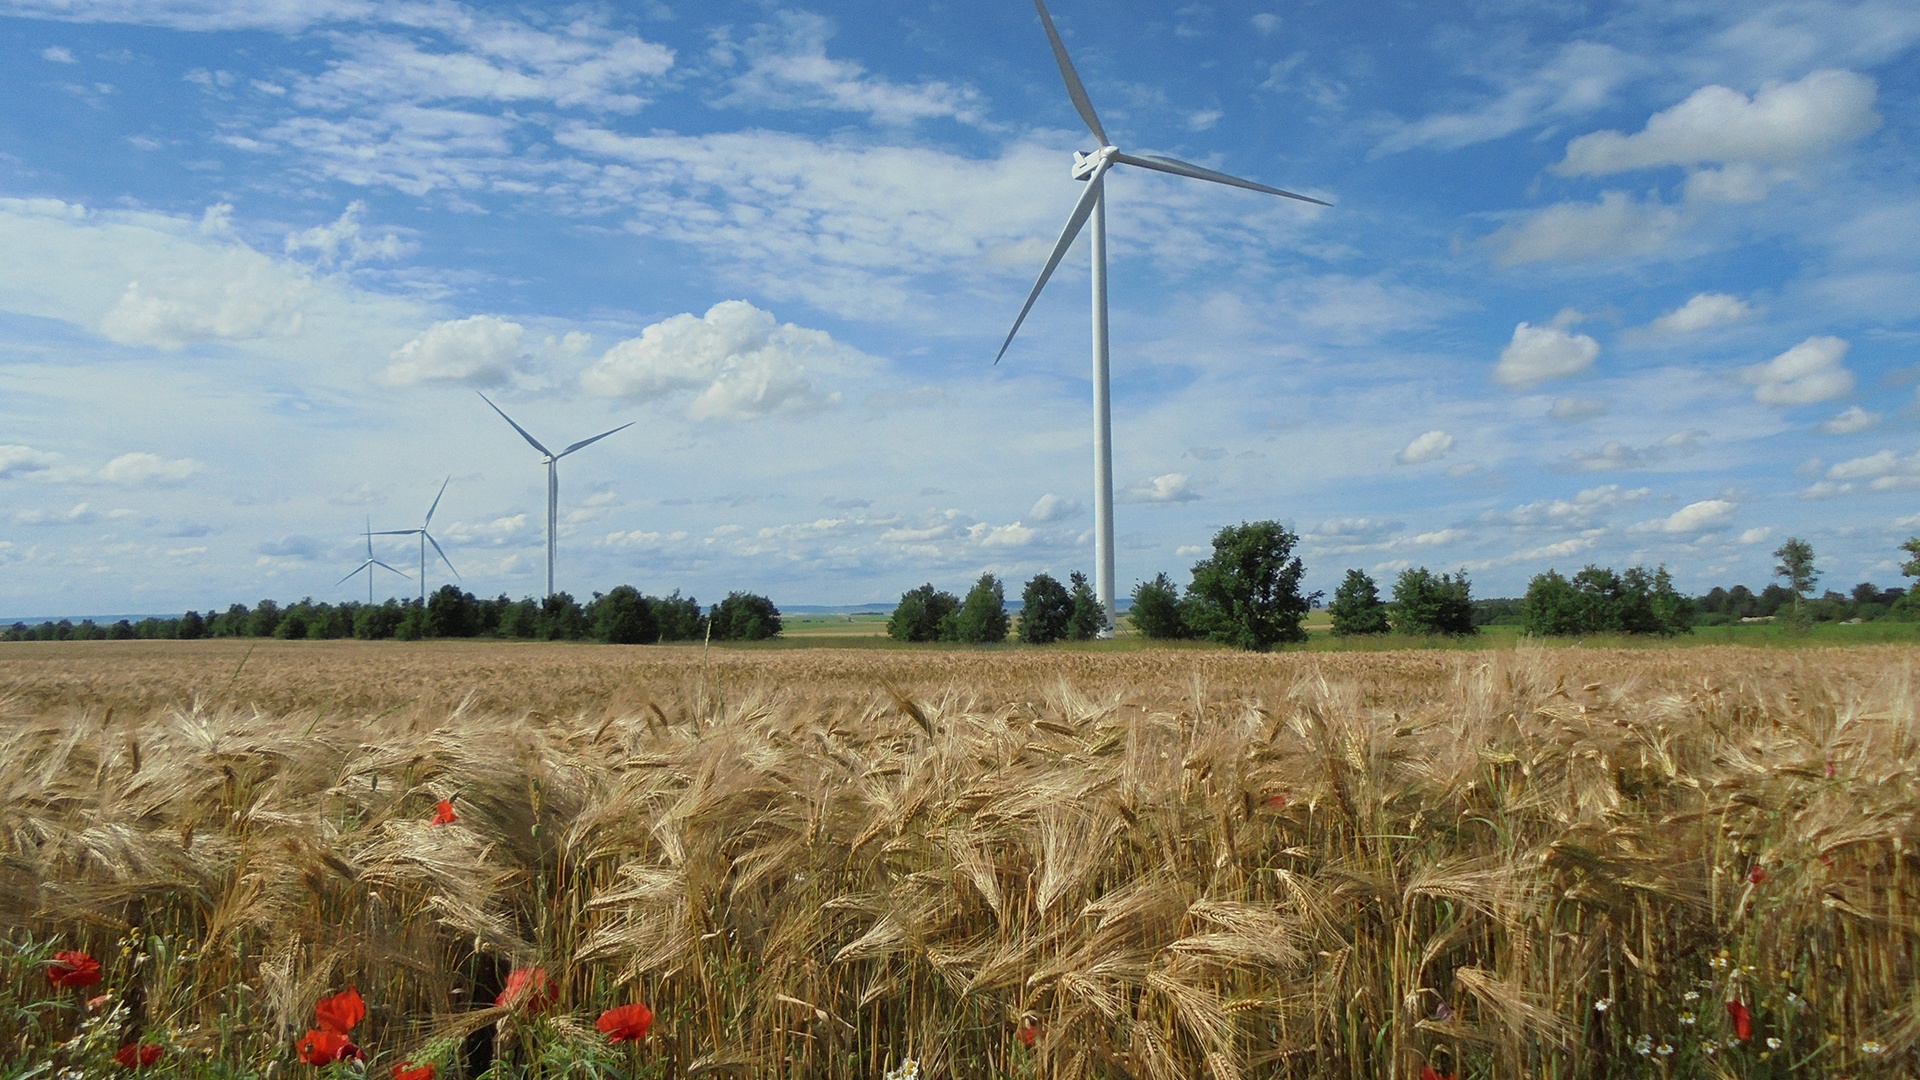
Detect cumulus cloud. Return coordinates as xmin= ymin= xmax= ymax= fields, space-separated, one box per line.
xmin=1495 ymin=321 xmax=1600 ymax=387
xmin=1027 ymin=493 xmax=1081 ymax=523
xmin=1822 ymin=447 xmax=1920 ymax=490
xmin=284 ymin=201 xmax=410 ymax=266
xmin=1647 ymin=292 xmax=1754 ymax=335
xmin=581 ymin=301 xmax=856 ymax=421
xmin=1549 ymin=396 xmax=1608 ymax=420
xmin=1564 ymin=431 xmax=1703 ymax=471
xmin=1739 ymin=527 xmax=1775 ymax=544
xmin=1483 ymin=484 xmax=1648 ymax=528
xmin=1490 ymin=191 xmax=1683 ymax=265
xmin=1122 ymin=473 xmax=1199 ymax=503
xmin=97 ymin=263 xmax=310 ymax=349
xmin=1636 ymin=499 xmax=1738 ymax=534
xmin=1820 ymin=405 xmax=1881 ymax=434
xmin=0 ymin=444 xmax=61 ymax=480
xmin=1557 ymin=70 xmax=1880 ymax=175
xmin=99 ymin=452 xmax=201 ymax=486
xmin=383 ymin=315 xmax=525 ymax=387
xmin=971 ymin=521 xmax=1036 ymax=548
xmin=1396 ymin=430 xmax=1455 ymax=465
xmin=1742 ymin=336 xmax=1854 ymax=406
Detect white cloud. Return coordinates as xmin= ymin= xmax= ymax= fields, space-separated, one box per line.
xmin=1377 ymin=41 xmax=1641 ymax=154
xmin=972 ymin=522 xmax=1036 ymax=548
xmin=1549 ymin=396 xmax=1608 ymax=420
xmin=0 ymin=444 xmax=61 ymax=480
xmin=1491 ymin=191 xmax=1684 ymax=265
xmin=382 ymin=315 xmax=525 ymax=387
xmin=1739 ymin=527 xmax=1775 ymax=544
xmin=1647 ymin=292 xmax=1754 ymax=335
xmin=1396 ymin=430 xmax=1455 ymax=465
xmin=1824 ymin=447 xmax=1920 ymax=489
xmin=1122 ymin=473 xmax=1199 ymax=503
xmin=1186 ymin=109 xmax=1224 ymax=132
xmin=1249 ymin=13 xmax=1281 ymax=34
xmin=1027 ymin=493 xmax=1081 ymax=523
xmin=1819 ymin=405 xmax=1881 ymax=434
xmin=284 ymin=201 xmax=410 ymax=267
xmin=12 ymin=502 xmax=102 ymax=526
xmin=580 ymin=301 xmax=855 ymax=421
xmin=97 ymin=255 xmax=312 ymax=349
xmin=1637 ymin=499 xmax=1738 ymax=534
xmin=1495 ymin=321 xmax=1600 ymax=387
xmin=1484 ymin=484 xmax=1648 ymax=528
xmin=1557 ymin=70 xmax=1880 ymax=175
xmin=41 ymin=45 xmax=75 ymax=62
xmin=442 ymin=514 xmax=531 ymax=545
xmin=1564 ymin=431 xmax=1703 ymax=472
xmin=713 ymin=12 xmax=981 ymax=126
xmin=1742 ymin=336 xmax=1854 ymax=406
xmin=99 ymin=452 xmax=201 ymax=486
xmin=0 ymin=0 xmax=377 ymax=32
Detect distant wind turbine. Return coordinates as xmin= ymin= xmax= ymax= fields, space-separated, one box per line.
xmin=478 ymin=393 xmax=632 ymax=599
xmin=373 ymin=477 xmax=460 ymax=605
xmin=337 ymin=518 xmax=409 ymax=605
xmin=995 ymin=0 xmax=1329 ymax=636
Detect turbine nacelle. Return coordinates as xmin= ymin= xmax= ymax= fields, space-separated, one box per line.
xmin=1072 ymin=147 xmax=1116 ymax=181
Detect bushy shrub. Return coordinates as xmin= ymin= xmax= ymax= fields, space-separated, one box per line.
xmin=1128 ymin=573 xmax=1191 ymax=639
xmin=888 ymin=584 xmax=959 ymax=642
xmin=1391 ymin=567 xmax=1475 ymax=636
xmin=1019 ymin=574 xmax=1073 ymax=644
xmin=1328 ymin=569 xmax=1389 ymax=636
xmin=709 ymin=592 xmax=781 ymax=641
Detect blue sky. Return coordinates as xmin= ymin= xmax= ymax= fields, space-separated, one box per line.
xmin=1 ymin=0 xmax=1917 ymax=616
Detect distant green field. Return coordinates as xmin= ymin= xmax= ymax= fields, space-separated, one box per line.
xmin=774 ymin=608 xmax=1919 ymax=650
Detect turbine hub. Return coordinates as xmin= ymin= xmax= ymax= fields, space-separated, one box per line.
xmin=1071 ymin=146 xmax=1117 ymax=181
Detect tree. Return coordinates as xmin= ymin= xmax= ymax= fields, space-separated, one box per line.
xmin=1129 ymin=573 xmax=1191 ymax=639
xmin=536 ymin=593 xmax=588 ymax=641
xmin=1183 ymin=521 xmax=1316 ymax=651
xmin=426 ymin=585 xmax=478 ymax=638
xmin=589 ymin=585 xmax=659 ymax=644
xmin=497 ymin=598 xmax=539 ymax=639
xmin=1019 ymin=573 xmax=1073 ymax=644
xmin=246 ymin=599 xmax=283 ymax=638
xmin=1774 ymin=537 xmax=1818 ymax=627
xmin=710 ymin=592 xmax=782 ymax=641
xmin=1328 ymin=569 xmax=1390 ymax=636
xmin=655 ymin=591 xmax=706 ymax=641
xmin=1522 ymin=570 xmax=1583 ymax=636
xmin=1066 ymin=572 xmax=1105 ymax=640
xmin=1391 ymin=567 xmax=1475 ymax=636
xmin=176 ymin=610 xmax=205 ymax=640
xmin=952 ymin=573 xmax=1010 ymax=644
xmin=888 ymin=584 xmax=959 ymax=642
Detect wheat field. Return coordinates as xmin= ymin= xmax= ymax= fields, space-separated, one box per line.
xmin=2 ymin=638 xmax=1917 ymax=1079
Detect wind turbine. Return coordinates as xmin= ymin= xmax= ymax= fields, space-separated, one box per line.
xmin=373 ymin=477 xmax=460 ymax=605
xmin=478 ymin=393 xmax=633 ymax=599
xmin=995 ymin=0 xmax=1329 ymax=636
xmin=337 ymin=519 xmax=409 ymax=605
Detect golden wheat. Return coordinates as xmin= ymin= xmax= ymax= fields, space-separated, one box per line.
xmin=1 ymin=639 xmax=1916 ymax=1078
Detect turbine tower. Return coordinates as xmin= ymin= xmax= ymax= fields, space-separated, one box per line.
xmin=373 ymin=477 xmax=460 ymax=605
xmin=337 ymin=519 xmax=409 ymax=605
xmin=996 ymin=0 xmax=1329 ymax=636
xmin=478 ymin=393 xmax=632 ymax=599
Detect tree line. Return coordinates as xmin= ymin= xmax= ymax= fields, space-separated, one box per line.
xmin=1 ymin=586 xmax=783 ymax=644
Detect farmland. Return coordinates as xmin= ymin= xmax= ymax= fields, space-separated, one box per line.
xmin=2 ymin=638 xmax=1918 ymax=1078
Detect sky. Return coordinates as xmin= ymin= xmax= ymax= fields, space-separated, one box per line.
xmin=0 ymin=0 xmax=1917 ymax=617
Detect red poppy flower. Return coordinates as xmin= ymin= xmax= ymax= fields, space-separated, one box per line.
xmin=113 ymin=1043 xmax=162 ymax=1069
xmin=1264 ymin=793 xmax=1290 ymax=808
xmin=1017 ymin=1022 xmax=1040 ymax=1047
xmin=596 ymin=1002 xmax=654 ymax=1043
xmin=1747 ymin=866 xmax=1768 ymax=885
xmin=296 ymin=1029 xmax=362 ymax=1065
xmin=430 ymin=799 xmax=457 ymax=826
xmin=392 ymin=1063 xmax=436 ymax=1080
xmin=1419 ymin=1066 xmax=1456 ymax=1080
xmin=496 ymin=967 xmax=556 ymax=1012
xmin=314 ymin=987 xmax=366 ymax=1036
xmin=48 ymin=950 xmax=103 ymax=989
xmin=1726 ymin=1000 xmax=1752 ymax=1042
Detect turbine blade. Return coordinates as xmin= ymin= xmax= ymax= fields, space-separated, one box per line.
xmin=478 ymin=392 xmax=553 ymax=457
xmin=425 ymin=532 xmax=460 ymax=579
xmin=370 ymin=529 xmax=418 ymax=536
xmin=557 ymin=421 xmax=634 ymax=458
xmin=372 ymin=560 xmax=410 ymax=578
xmin=424 ymin=476 xmax=450 ymax=528
xmin=1112 ymin=151 xmax=1330 ymax=205
xmin=1033 ymin=0 xmax=1106 ymax=144
xmin=336 ymin=562 xmax=372 ymax=586
xmin=995 ymin=163 xmax=1108 ymax=364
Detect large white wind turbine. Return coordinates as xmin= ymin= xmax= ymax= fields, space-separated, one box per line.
xmin=373 ymin=477 xmax=460 ymax=605
xmin=996 ymin=0 xmax=1329 ymax=636
xmin=337 ymin=519 xmax=409 ymax=605
xmin=478 ymin=393 xmax=633 ymax=599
